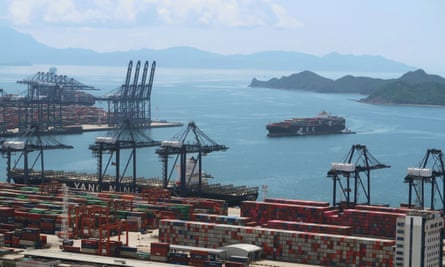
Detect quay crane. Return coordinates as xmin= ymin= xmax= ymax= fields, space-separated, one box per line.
xmin=156 ymin=121 xmax=228 ymax=197
xmin=1 ymin=68 xmax=97 ymax=135
xmin=327 ymin=144 xmax=390 ymax=207
xmin=96 ymin=60 xmax=156 ymax=127
xmin=404 ymin=148 xmax=445 ymax=212
xmin=88 ymin=120 xmax=161 ymax=192
xmin=0 ymin=125 xmax=73 ymax=184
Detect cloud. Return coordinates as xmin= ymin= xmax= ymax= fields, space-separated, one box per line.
xmin=43 ymin=0 xmax=94 ymax=23
xmin=154 ymin=0 xmax=298 ymax=28
xmin=6 ymin=0 xmax=142 ymax=26
xmin=8 ymin=0 xmax=37 ymax=25
xmin=269 ymin=2 xmax=303 ymax=28
xmin=5 ymin=0 xmax=301 ymax=29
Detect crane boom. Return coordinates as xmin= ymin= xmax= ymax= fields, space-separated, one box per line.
xmin=130 ymin=60 xmax=141 ymax=99
xmin=138 ymin=61 xmax=149 ymax=98
xmin=145 ymin=61 xmax=156 ymax=99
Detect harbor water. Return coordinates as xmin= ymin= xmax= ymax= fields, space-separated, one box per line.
xmin=1 ymin=65 xmax=445 ymax=207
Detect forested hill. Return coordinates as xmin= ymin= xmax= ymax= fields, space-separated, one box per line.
xmin=249 ymin=71 xmax=390 ymax=94
xmin=361 ymin=70 xmax=445 ymax=105
xmin=249 ymin=69 xmax=445 ymax=106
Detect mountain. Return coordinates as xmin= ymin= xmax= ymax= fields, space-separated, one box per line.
xmin=331 ymin=75 xmax=389 ymax=94
xmin=0 ymin=26 xmax=413 ymax=72
xmin=250 ymin=71 xmax=391 ymax=94
xmin=250 ymin=68 xmax=445 ymax=106
xmin=361 ymin=70 xmax=445 ymax=105
xmin=397 ymin=69 xmax=445 ymax=84
xmin=251 ymin=71 xmax=334 ymax=91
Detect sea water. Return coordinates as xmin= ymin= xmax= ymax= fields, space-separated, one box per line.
xmin=1 ymin=65 xmax=445 ymax=208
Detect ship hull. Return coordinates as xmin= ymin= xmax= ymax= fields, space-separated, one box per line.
xmin=9 ymin=170 xmax=258 ymax=207
xmin=267 ymin=125 xmax=349 ymax=137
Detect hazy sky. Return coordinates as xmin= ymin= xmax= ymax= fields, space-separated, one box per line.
xmin=0 ymin=0 xmax=444 ymax=74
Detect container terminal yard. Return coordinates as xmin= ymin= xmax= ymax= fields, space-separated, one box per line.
xmin=0 ymin=63 xmax=445 ymax=266
xmin=0 ymin=181 xmax=443 ymax=267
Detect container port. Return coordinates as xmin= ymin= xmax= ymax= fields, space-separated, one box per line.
xmin=0 ymin=62 xmax=258 ymax=206
xmin=0 ymin=181 xmax=443 ymax=267
xmin=1 ymin=64 xmax=445 ymax=266
xmin=0 ymin=60 xmax=182 ymax=137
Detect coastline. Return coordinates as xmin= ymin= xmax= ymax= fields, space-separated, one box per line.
xmin=355 ymin=99 xmax=445 ymax=108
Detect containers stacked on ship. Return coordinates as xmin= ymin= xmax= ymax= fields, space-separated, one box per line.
xmin=264 ymin=198 xmax=331 ymax=207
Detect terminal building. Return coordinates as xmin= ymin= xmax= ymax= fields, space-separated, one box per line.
xmin=394 ymin=210 xmax=444 ymax=267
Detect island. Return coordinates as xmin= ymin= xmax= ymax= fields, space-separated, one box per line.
xmin=249 ymin=69 xmax=445 ymax=106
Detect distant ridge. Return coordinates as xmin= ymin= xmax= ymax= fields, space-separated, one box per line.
xmin=0 ymin=26 xmax=413 ymax=72
xmin=250 ymin=69 xmax=445 ymax=106
xmin=250 ymin=70 xmax=389 ymax=94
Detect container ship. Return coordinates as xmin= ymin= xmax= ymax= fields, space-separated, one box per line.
xmin=266 ymin=111 xmax=353 ymax=137
xmin=7 ymin=169 xmax=258 ymax=207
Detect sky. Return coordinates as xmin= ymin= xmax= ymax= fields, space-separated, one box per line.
xmin=0 ymin=0 xmax=444 ymax=74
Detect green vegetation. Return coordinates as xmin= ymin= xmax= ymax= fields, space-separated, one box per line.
xmin=363 ymin=82 xmax=445 ymax=106
xmin=250 ymin=69 xmax=445 ymax=106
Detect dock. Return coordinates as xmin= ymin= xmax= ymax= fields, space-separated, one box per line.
xmin=81 ymin=121 xmax=183 ymax=132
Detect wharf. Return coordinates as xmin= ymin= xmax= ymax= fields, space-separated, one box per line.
xmin=82 ymin=121 xmax=183 ymax=132
xmin=0 ymin=121 xmax=183 ymax=137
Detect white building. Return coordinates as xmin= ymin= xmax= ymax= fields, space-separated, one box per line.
xmin=394 ymin=210 xmax=443 ymax=267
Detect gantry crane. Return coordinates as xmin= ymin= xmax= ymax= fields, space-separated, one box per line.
xmin=0 ymin=125 xmax=73 ymax=184
xmin=2 ymin=69 xmax=97 ymax=134
xmin=156 ymin=121 xmax=228 ymax=196
xmin=88 ymin=119 xmax=161 ymax=192
xmin=97 ymin=60 xmax=156 ymax=127
xmin=327 ymin=144 xmax=390 ymax=207
xmin=404 ymin=148 xmax=445 ymax=212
